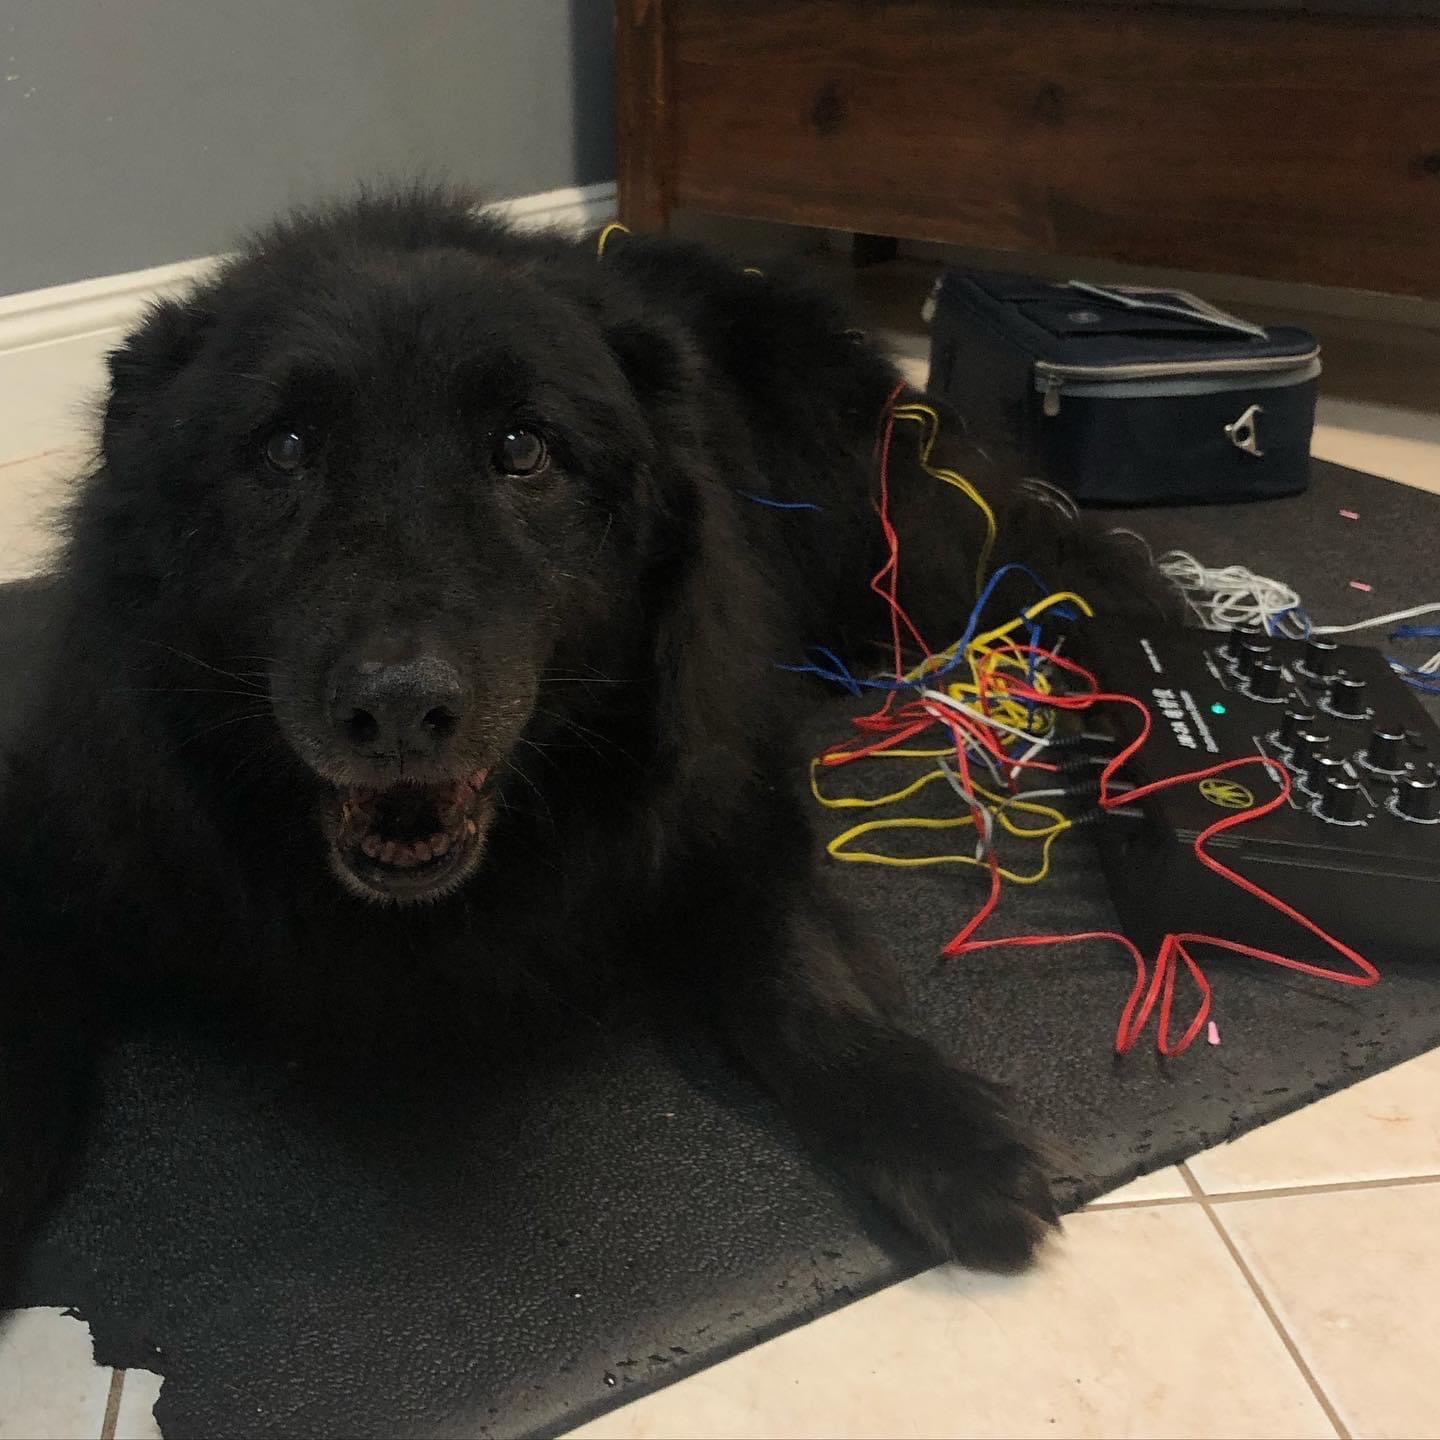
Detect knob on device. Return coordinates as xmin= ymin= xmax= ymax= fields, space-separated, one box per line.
xmin=1277 ymin=709 xmax=1315 ymax=747
xmin=1301 ymin=639 xmax=1340 ymax=677
xmin=1292 ymin=729 xmax=1331 ymax=769
xmin=1308 ymin=754 xmax=1349 ymax=795
xmin=1247 ymin=660 xmax=1285 ymax=700
xmin=1319 ymin=777 xmax=1366 ymax=823
xmin=1239 ymin=640 xmax=1273 ymax=676
xmin=1396 ymin=772 xmax=1440 ymax=822
xmin=1363 ymin=726 xmax=1408 ymax=773
xmin=1327 ymin=676 xmax=1370 ymax=719
xmin=1223 ymin=627 xmax=1261 ymax=660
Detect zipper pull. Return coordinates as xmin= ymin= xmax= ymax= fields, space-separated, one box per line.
xmin=1042 ymin=375 xmax=1062 ymax=417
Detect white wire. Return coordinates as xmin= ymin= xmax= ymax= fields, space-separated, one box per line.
xmin=920 ymin=688 xmax=1054 ymax=746
xmin=1312 ymin=602 xmax=1440 ymax=635
xmin=936 ymin=757 xmax=993 ymax=860
xmin=1151 ymin=553 xmax=1440 ymax=687
xmin=1153 ymin=549 xmax=1307 ymax=636
xmin=1020 ymin=476 xmax=1080 ymax=521
xmin=935 ymin=765 xmax=1069 ymax=861
xmin=1008 ymin=736 xmax=1049 ymax=782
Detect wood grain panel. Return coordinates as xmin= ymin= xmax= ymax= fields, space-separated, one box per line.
xmin=615 ymin=0 xmax=673 ymax=229
xmin=663 ymin=0 xmax=1440 ymax=295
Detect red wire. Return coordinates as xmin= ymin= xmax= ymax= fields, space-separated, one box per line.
xmin=926 ymin=702 xmax=1003 ymax=943
xmin=824 ymin=395 xmax=1377 ymax=1055
xmin=870 ymin=382 xmax=930 ymax=686
xmin=945 ymin=642 xmax=1381 ymax=1055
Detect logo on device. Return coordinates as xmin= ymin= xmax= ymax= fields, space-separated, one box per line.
xmin=1199 ymin=778 xmax=1255 ymax=810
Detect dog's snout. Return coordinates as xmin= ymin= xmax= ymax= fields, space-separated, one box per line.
xmin=330 ymin=652 xmax=464 ymax=758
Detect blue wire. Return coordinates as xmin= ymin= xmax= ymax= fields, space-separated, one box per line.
xmin=1022 ymin=619 xmax=1041 ymax=727
xmin=775 ymin=561 xmax=1056 ymax=695
xmin=1400 ymin=675 xmax=1440 ymax=694
xmin=1387 ymin=626 xmax=1440 ymax=693
xmin=1388 ymin=658 xmax=1440 ymax=693
xmin=1266 ymin=605 xmax=1311 ymax=639
xmin=736 ymin=490 xmax=824 ymax=513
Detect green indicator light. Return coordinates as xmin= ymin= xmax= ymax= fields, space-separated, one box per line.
xmin=1210 ymin=702 xmax=1227 ymax=715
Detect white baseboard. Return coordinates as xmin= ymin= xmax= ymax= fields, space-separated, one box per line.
xmin=0 ymin=182 xmax=618 ymax=467
xmin=485 ymin=179 xmax=618 ymax=233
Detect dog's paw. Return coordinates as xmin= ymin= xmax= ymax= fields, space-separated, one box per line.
xmin=850 ymin=1069 xmax=1059 ymax=1273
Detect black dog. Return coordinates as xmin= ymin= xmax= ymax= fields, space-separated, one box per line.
xmin=0 ymin=189 xmax=1165 ymax=1290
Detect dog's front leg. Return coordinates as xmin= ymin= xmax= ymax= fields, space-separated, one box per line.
xmin=0 ymin=930 xmax=99 ymax=1299
xmin=684 ymin=867 xmax=1058 ymax=1272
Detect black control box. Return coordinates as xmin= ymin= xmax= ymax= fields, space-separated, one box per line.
xmin=1074 ymin=624 xmax=1440 ymax=962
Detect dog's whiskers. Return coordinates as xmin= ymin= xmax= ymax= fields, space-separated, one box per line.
xmin=116 ymin=686 xmax=271 ymax=701
xmin=500 ymin=752 xmax=555 ymax=829
xmin=169 ymin=708 xmax=275 ymax=752
xmin=138 ymin=640 xmax=267 ymax=690
xmin=534 ymin=708 xmax=639 ymax=766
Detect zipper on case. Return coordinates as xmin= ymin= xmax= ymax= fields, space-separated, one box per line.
xmin=1035 ymin=347 xmax=1321 ymax=416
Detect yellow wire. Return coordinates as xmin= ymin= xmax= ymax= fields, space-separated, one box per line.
xmin=825 ymin=814 xmax=1068 ymax=884
xmin=889 ymin=402 xmax=997 ymax=593
xmin=805 ymin=574 xmax=1095 ymax=884
xmin=596 ymin=221 xmax=630 ymax=257
xmin=974 ymin=784 xmax=1070 ymax=837
xmin=810 ymin=755 xmax=955 ymax=810
xmin=968 ymin=590 xmax=1095 ymax=653
xmin=821 ymin=761 xmax=1070 ymax=875
xmin=909 ymin=589 xmax=1095 ymax=692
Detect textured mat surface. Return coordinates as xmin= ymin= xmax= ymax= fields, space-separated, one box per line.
xmin=3 ymin=460 xmax=1438 ymax=1439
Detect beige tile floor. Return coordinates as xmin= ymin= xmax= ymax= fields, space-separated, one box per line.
xmin=1 ymin=317 xmax=1438 ymax=1439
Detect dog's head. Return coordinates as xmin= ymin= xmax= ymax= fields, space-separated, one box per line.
xmin=93 ymin=198 xmax=697 ymax=903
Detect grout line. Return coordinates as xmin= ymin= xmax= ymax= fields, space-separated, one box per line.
xmin=1204 ymin=1173 xmax=1440 ymax=1205
xmin=1180 ymin=1163 xmax=1351 ymax=1440
xmin=1085 ymin=1193 xmax=1195 ymax=1212
xmin=1090 ymin=1169 xmax=1440 ymax=1214
xmin=0 ymin=445 xmax=82 ymax=472
xmin=100 ymin=1368 xmax=125 ymax=1440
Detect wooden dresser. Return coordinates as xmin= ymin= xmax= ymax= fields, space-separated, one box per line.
xmin=615 ymin=0 xmax=1440 ymax=297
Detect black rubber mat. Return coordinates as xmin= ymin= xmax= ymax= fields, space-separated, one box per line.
xmin=4 ymin=460 xmax=1438 ymax=1439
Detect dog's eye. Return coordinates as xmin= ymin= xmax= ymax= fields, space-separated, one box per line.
xmin=262 ymin=429 xmax=308 ymax=475
xmin=491 ymin=427 xmax=549 ymax=478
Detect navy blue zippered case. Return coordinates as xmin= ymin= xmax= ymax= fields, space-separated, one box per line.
xmin=927 ymin=271 xmax=1320 ymax=506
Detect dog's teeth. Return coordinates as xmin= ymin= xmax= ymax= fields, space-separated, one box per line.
xmin=379 ymin=840 xmax=399 ymax=864
xmin=412 ymin=841 xmax=432 ymax=863
xmin=360 ymin=835 xmax=382 ymax=858
xmin=429 ymin=832 xmax=450 ymax=856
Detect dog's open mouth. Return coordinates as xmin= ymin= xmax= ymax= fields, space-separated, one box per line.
xmin=327 ymin=767 xmax=493 ymax=901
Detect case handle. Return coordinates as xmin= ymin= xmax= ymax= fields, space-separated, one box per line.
xmin=1066 ymin=281 xmax=1268 ymax=340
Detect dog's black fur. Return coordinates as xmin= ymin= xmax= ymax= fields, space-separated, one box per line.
xmin=0 ymin=189 xmax=1170 ymax=1292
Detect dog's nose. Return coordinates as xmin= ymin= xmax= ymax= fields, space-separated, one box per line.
xmin=330 ymin=654 xmax=465 ymax=758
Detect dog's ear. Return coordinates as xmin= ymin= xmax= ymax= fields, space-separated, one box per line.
xmin=597 ymin=300 xmax=705 ymax=416
xmin=102 ymin=296 xmax=211 ymax=471
xmin=604 ymin=313 xmax=686 ymax=404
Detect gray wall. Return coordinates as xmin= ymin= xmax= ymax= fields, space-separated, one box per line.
xmin=0 ymin=0 xmax=615 ymax=296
